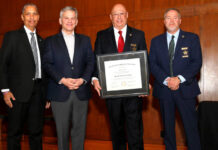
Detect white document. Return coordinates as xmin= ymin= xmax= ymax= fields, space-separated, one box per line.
xmin=104 ymin=58 xmax=142 ymax=91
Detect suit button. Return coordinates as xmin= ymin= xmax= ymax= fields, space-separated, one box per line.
xmin=72 ymin=66 xmax=74 ymax=70
xmin=32 ymin=78 xmax=35 ymax=80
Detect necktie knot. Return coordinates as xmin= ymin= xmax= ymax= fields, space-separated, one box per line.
xmin=118 ymin=31 xmax=122 ymax=35
xmin=171 ymin=35 xmax=175 ymax=40
xmin=30 ymin=32 xmax=34 ymax=37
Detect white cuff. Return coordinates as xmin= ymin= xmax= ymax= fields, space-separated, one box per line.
xmin=163 ymin=77 xmax=170 ymax=86
xmin=177 ymin=75 xmax=186 ymax=83
xmin=91 ymin=77 xmax=99 ymax=85
xmin=1 ymin=89 xmax=10 ymax=93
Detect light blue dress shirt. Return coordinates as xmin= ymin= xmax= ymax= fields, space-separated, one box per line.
xmin=163 ymin=29 xmax=186 ymax=86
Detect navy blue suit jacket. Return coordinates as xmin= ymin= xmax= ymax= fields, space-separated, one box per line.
xmin=43 ymin=32 xmax=95 ymax=101
xmin=149 ymin=30 xmax=202 ymax=99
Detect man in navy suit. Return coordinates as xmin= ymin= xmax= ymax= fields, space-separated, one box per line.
xmin=0 ymin=4 xmax=47 ymax=150
xmin=92 ymin=4 xmax=147 ymax=150
xmin=43 ymin=6 xmax=95 ymax=150
xmin=149 ymin=8 xmax=202 ymax=150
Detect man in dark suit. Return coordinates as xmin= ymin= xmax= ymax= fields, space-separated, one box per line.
xmin=92 ymin=4 xmax=147 ymax=150
xmin=0 ymin=3 xmax=47 ymax=150
xmin=43 ymin=6 xmax=94 ymax=150
xmin=149 ymin=8 xmax=202 ymax=150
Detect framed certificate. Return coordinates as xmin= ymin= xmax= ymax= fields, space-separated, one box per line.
xmin=97 ymin=50 xmax=149 ymax=98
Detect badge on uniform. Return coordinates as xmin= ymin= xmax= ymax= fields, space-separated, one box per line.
xmin=130 ymin=43 xmax=137 ymax=51
xmin=181 ymin=47 xmax=189 ymax=58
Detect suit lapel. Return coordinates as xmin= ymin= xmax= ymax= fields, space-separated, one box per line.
xmin=174 ymin=30 xmax=184 ymax=60
xmin=57 ymin=32 xmax=72 ymax=65
xmin=19 ymin=28 xmax=35 ymax=66
xmin=36 ymin=34 xmax=43 ymax=57
xmin=73 ymin=33 xmax=80 ymax=65
xmin=123 ymin=26 xmax=132 ymax=52
xmin=163 ymin=33 xmax=170 ymax=61
xmin=108 ymin=27 xmax=118 ymax=53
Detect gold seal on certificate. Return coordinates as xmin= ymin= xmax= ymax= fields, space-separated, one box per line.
xmin=97 ymin=51 xmax=149 ymax=98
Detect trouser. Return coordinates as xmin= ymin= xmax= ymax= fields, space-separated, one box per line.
xmin=51 ymin=91 xmax=88 ymax=150
xmin=106 ymin=97 xmax=144 ymax=150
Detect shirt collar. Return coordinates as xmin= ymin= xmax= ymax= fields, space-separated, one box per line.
xmin=167 ymin=29 xmax=180 ymax=39
xmin=113 ymin=25 xmax=127 ymax=34
xmin=62 ymin=30 xmax=75 ymax=37
xmin=24 ymin=25 xmax=36 ymax=34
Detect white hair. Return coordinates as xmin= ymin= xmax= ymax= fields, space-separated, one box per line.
xmin=60 ymin=6 xmax=78 ymax=18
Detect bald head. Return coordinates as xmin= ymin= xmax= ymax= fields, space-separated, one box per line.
xmin=110 ymin=3 xmax=128 ymax=30
xmin=111 ymin=4 xmax=127 ymax=14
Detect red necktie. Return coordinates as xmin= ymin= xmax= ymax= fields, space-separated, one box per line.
xmin=118 ymin=31 xmax=124 ymax=53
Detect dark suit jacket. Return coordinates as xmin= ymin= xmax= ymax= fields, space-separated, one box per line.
xmin=0 ymin=27 xmax=45 ymax=102
xmin=43 ymin=32 xmax=95 ymax=101
xmin=149 ymin=30 xmax=202 ymax=99
xmin=93 ymin=25 xmax=148 ymax=78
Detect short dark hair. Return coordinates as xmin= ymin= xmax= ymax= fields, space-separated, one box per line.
xmin=164 ymin=8 xmax=181 ymax=18
xmin=22 ymin=3 xmax=38 ymax=14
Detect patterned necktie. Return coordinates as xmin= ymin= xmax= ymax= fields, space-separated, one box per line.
xmin=169 ymin=35 xmax=175 ymax=77
xmin=30 ymin=32 xmax=40 ymax=79
xmin=118 ymin=31 xmax=124 ymax=53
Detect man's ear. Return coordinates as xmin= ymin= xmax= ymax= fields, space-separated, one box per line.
xmin=59 ymin=18 xmax=62 ymax=25
xmin=110 ymin=14 xmax=112 ymax=21
xmin=21 ymin=14 xmax=24 ymax=21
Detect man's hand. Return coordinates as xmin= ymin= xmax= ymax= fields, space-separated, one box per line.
xmin=167 ymin=77 xmax=180 ymax=91
xmin=45 ymin=101 xmax=51 ymax=109
xmin=60 ymin=78 xmax=84 ymax=90
xmin=93 ymin=80 xmax=102 ymax=96
xmin=72 ymin=78 xmax=84 ymax=89
xmin=139 ymin=95 xmax=148 ymax=98
xmin=60 ymin=78 xmax=75 ymax=90
xmin=3 ymin=91 xmax=15 ymax=108
xmin=138 ymin=84 xmax=152 ymax=97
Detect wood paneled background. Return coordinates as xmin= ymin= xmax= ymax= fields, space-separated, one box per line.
xmin=0 ymin=0 xmax=218 ymax=146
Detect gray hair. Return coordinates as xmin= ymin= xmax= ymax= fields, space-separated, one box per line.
xmin=60 ymin=6 xmax=78 ymax=18
xmin=22 ymin=3 xmax=38 ymax=14
xmin=164 ymin=8 xmax=181 ymax=18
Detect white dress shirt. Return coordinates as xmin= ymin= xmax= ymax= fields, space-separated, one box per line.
xmin=62 ymin=30 xmax=75 ymax=63
xmin=113 ymin=25 xmax=127 ymax=48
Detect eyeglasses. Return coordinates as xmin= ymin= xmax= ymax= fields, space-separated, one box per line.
xmin=111 ymin=12 xmax=126 ymax=17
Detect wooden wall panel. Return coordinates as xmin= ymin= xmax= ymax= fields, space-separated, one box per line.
xmin=0 ymin=0 xmax=218 ymax=147
xmin=86 ymin=95 xmax=111 ymax=140
xmin=200 ymin=13 xmax=218 ymax=101
xmin=141 ymin=19 xmax=165 ymax=49
xmin=141 ymin=0 xmax=200 ymax=11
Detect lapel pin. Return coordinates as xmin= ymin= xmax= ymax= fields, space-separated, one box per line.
xmin=182 ymin=35 xmax=185 ymax=38
xmin=129 ymin=33 xmax=132 ymax=37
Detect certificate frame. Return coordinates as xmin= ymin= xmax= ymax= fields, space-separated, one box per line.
xmin=97 ymin=50 xmax=149 ymax=98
